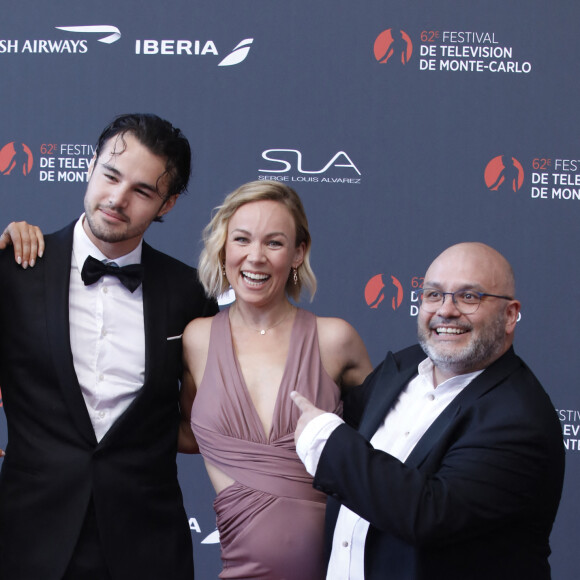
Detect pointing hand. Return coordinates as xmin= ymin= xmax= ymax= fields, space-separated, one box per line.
xmin=290 ymin=391 xmax=325 ymax=444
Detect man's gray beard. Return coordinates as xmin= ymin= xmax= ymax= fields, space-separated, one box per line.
xmin=418 ymin=314 xmax=506 ymax=375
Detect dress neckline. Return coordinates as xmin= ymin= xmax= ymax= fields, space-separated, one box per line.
xmin=225 ymin=306 xmax=303 ymax=442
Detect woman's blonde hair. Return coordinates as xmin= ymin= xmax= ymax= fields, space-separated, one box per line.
xmin=198 ymin=180 xmax=316 ymax=301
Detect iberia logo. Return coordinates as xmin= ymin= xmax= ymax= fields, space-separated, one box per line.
xmin=374 ymin=29 xmax=413 ymax=65
xmin=365 ymin=274 xmax=403 ymax=310
xmin=484 ymin=155 xmax=524 ymax=192
xmin=218 ymin=39 xmax=253 ymax=66
xmin=0 ymin=142 xmax=34 ymax=177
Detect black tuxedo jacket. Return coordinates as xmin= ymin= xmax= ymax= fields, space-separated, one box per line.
xmin=0 ymin=222 xmax=217 ymax=580
xmin=315 ymin=345 xmax=565 ymax=580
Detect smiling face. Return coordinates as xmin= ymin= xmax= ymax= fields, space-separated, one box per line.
xmin=83 ymin=132 xmax=177 ymax=259
xmin=417 ymin=243 xmax=520 ymax=383
xmin=224 ymin=200 xmax=305 ymax=308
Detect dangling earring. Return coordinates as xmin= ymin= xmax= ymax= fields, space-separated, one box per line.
xmin=293 ymin=267 xmax=298 ymax=285
xmin=221 ymin=262 xmax=226 ymax=277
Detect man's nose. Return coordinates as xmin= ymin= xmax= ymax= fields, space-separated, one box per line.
xmin=436 ymin=293 xmax=462 ymax=316
xmin=108 ymin=185 xmax=131 ymax=207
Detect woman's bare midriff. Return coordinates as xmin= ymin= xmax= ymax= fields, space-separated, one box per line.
xmin=205 ymin=459 xmax=235 ymax=494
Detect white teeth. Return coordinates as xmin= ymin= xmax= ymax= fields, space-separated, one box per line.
xmin=436 ymin=327 xmax=466 ymax=335
xmin=243 ymin=271 xmax=269 ymax=281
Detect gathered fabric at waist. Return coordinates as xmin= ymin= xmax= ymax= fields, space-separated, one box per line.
xmin=195 ymin=425 xmax=326 ymax=503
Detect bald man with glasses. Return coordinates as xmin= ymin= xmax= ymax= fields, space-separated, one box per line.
xmin=291 ymin=242 xmax=564 ymax=580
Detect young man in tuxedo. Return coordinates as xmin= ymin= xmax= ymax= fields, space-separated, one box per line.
xmin=0 ymin=113 xmax=217 ymax=579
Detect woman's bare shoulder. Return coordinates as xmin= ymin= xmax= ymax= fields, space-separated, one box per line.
xmin=315 ymin=315 xmax=372 ymax=387
xmin=316 ymin=315 xmax=360 ymax=346
xmin=183 ymin=314 xmax=215 ymax=351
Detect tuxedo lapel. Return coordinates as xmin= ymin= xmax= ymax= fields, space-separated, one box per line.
xmin=141 ymin=243 xmax=167 ymax=389
xmin=44 ymin=223 xmax=97 ymax=445
xmin=405 ymin=347 xmax=521 ymax=468
xmin=359 ymin=352 xmax=419 ymax=440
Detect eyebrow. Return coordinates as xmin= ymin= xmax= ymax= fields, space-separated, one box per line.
xmin=424 ymin=282 xmax=487 ymax=292
xmin=101 ymin=162 xmax=159 ymax=194
xmin=230 ymin=227 xmax=289 ymax=239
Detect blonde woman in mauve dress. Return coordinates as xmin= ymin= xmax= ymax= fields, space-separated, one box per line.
xmin=179 ymin=180 xmax=372 ymax=579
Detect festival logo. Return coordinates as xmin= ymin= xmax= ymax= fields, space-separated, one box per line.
xmin=530 ymin=158 xmax=580 ymax=201
xmin=484 ymin=155 xmax=524 ymax=192
xmin=0 ymin=142 xmax=34 ymax=178
xmin=556 ymin=408 xmax=580 ymax=452
xmin=417 ymin=31 xmax=532 ymax=74
xmin=364 ymin=274 xmax=403 ymax=310
xmin=374 ymin=29 xmax=413 ymax=65
xmin=483 ymin=155 xmax=579 ymax=203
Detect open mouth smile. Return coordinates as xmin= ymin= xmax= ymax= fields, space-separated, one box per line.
xmin=434 ymin=327 xmax=468 ymax=335
xmin=242 ymin=271 xmax=270 ymax=286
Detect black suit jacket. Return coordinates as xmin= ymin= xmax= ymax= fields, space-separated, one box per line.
xmin=0 ymin=222 xmax=218 ymax=580
xmin=314 ymin=345 xmax=565 ymax=580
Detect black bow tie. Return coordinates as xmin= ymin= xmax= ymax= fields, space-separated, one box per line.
xmin=81 ymin=255 xmax=144 ymax=293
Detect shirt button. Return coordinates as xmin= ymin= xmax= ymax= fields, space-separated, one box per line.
xmin=342 ymin=541 xmax=349 ymax=548
xmin=98 ymin=411 xmax=106 ymax=419
xmin=102 ymin=287 xmax=108 ymax=294
xmin=98 ymin=374 xmax=104 ymax=382
xmin=404 ymin=431 xmax=410 ymax=437
xmin=428 ymin=394 xmax=435 ymax=401
xmin=101 ymin=329 xmax=108 ymax=337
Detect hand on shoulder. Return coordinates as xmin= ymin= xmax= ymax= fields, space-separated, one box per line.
xmin=0 ymin=221 xmax=45 ymax=268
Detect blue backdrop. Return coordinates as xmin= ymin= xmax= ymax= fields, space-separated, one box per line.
xmin=1 ymin=2 xmax=578 ymax=577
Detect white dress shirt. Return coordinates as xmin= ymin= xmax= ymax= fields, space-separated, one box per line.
xmin=69 ymin=216 xmax=145 ymax=442
xmin=296 ymin=357 xmax=483 ymax=579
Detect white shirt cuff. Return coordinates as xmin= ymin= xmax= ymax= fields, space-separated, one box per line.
xmin=296 ymin=412 xmax=344 ymax=476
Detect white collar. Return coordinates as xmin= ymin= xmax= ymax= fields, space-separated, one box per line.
xmin=417 ymin=356 xmax=484 ymax=390
xmin=72 ymin=214 xmax=143 ymax=273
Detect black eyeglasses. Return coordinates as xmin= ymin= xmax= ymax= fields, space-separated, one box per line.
xmin=418 ymin=288 xmax=514 ymax=314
